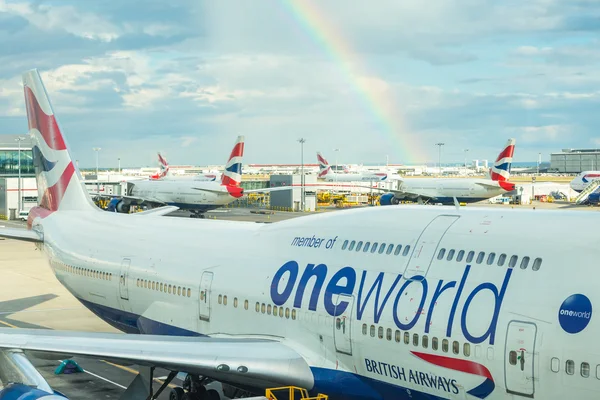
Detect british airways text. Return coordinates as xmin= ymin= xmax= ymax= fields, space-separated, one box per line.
xmin=365 ymin=359 xmax=459 ymax=394
xmin=270 ymin=261 xmax=512 ymax=345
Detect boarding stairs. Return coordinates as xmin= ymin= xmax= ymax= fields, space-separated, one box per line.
xmin=575 ymin=180 xmax=600 ymax=204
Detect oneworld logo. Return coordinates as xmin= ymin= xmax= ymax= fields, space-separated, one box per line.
xmin=559 ymin=294 xmax=592 ymax=334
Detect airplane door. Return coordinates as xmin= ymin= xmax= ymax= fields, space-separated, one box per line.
xmin=505 ymin=321 xmax=537 ymax=398
xmin=333 ymin=294 xmax=354 ymax=355
xmin=402 ymin=215 xmax=460 ymax=280
xmin=198 ymin=271 xmax=214 ymax=322
xmin=119 ymin=258 xmax=131 ymax=300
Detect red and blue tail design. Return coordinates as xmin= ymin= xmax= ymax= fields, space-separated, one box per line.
xmin=317 ymin=152 xmax=331 ymax=178
xmin=490 ymin=138 xmax=515 ymax=182
xmin=221 ymin=135 xmax=244 ymax=187
xmin=411 ymin=351 xmax=495 ymax=399
xmin=23 ymin=69 xmax=96 ymax=217
xmin=150 ymin=152 xmax=170 ymax=180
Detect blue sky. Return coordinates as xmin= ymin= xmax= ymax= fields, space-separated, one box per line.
xmin=0 ymin=0 xmax=599 ymax=167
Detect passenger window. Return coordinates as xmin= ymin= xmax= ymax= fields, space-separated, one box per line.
xmin=273 ymin=305 xmax=277 ymax=315
xmin=370 ymin=325 xmax=375 ymax=337
xmin=476 ymin=252 xmax=485 ymax=264
xmin=378 ymin=243 xmax=386 ymax=254
xmin=371 ymin=242 xmax=378 ymax=253
xmin=362 ymin=324 xmax=367 ymax=335
xmin=356 ymin=241 xmax=363 ymax=252
xmin=244 ymin=300 xmax=249 ymax=310
xmin=342 ymin=240 xmax=348 ymax=250
xmin=255 ymin=302 xmax=260 ymax=312
xmin=168 ymin=284 xmax=172 ymax=294
xmin=509 ymin=351 xmax=517 ymax=365
xmin=442 ymin=339 xmax=449 ymax=352
xmin=336 ymin=318 xmax=341 ymax=330
xmin=432 ymin=337 xmax=438 ymax=350
xmin=404 ymin=332 xmax=409 ymax=344
xmin=466 ymin=251 xmax=474 ymax=263
xmin=551 ymin=357 xmax=560 ymax=373
xmin=285 ymin=308 xmax=290 ymax=319
xmin=267 ymin=304 xmax=271 ymax=314
xmin=394 ymin=245 xmax=402 ymax=256
xmin=509 ymin=255 xmax=518 ymax=268
xmin=456 ymin=250 xmax=465 ymax=262
xmin=279 ymin=307 xmax=284 ymax=317
xmin=395 ymin=330 xmax=401 ymax=343
xmin=437 ymin=248 xmax=446 ymax=260
xmin=464 ymin=343 xmax=471 ymax=357
xmin=413 ymin=333 xmax=419 ymax=346
xmin=363 ymin=242 xmax=371 ymax=253
xmin=447 ymin=249 xmax=455 ymax=261
xmin=187 ymin=288 xmax=191 ymax=297
xmin=386 ymin=244 xmax=394 ymax=255
xmin=261 ymin=303 xmax=266 ymax=314
xmin=402 ymin=245 xmax=411 ymax=256
xmin=234 ymin=298 xmax=238 ymax=308
xmin=596 ymin=364 xmax=600 ymax=379
xmin=178 ymin=287 xmax=182 ymax=296
xmin=520 ymin=256 xmax=530 ymax=269
xmin=422 ymin=335 xmax=428 ymax=348
xmin=487 ymin=253 xmax=496 ymax=265
xmin=582 ymin=362 xmax=590 ymax=378
xmin=498 ymin=253 xmax=507 ymax=266
xmin=532 ymin=257 xmax=542 ymax=271
xmin=566 ymin=360 xmax=574 ymax=375
xmin=452 ymin=341 xmax=459 ymax=354
xmin=152 ymin=282 xmax=156 ymax=290
xmin=348 ymin=240 xmax=356 ymax=251
xmin=386 ymin=328 xmax=392 ymax=341
xmin=378 ymin=326 xmax=384 ymax=339
xmin=218 ymin=295 xmax=222 ymax=304
xmin=159 ymin=283 xmax=163 ymax=291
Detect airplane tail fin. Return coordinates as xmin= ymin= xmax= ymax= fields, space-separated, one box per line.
xmin=157 ymin=152 xmax=170 ymax=179
xmin=490 ymin=138 xmax=516 ymax=182
xmin=221 ymin=135 xmax=244 ymax=186
xmin=23 ymin=69 xmax=97 ymax=213
xmin=317 ymin=152 xmax=331 ymax=178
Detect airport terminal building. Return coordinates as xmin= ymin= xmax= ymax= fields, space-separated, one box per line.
xmin=550 ymin=148 xmax=600 ymax=173
xmin=0 ymin=135 xmax=36 ymax=219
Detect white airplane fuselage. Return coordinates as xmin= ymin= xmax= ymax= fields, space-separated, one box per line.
xmin=323 ymin=172 xmax=387 ymax=183
xmin=130 ymin=179 xmax=240 ymax=212
xmin=570 ymin=171 xmax=600 ymax=193
xmin=36 ymin=205 xmax=599 ymax=400
xmin=390 ymin=178 xmax=512 ymax=204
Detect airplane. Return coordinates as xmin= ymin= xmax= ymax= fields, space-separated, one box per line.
xmin=0 ymin=69 xmax=597 ymax=400
xmin=569 ymin=171 xmax=600 ymax=192
xmin=105 ymin=136 xmax=289 ymax=217
xmin=377 ymin=139 xmax=517 ymax=205
xmin=317 ymin=152 xmax=388 ymax=182
xmin=149 ymin=152 xmax=218 ymax=182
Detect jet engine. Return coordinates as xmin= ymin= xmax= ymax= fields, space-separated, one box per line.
xmin=379 ymin=193 xmax=399 ymax=206
xmin=0 ymin=350 xmax=67 ymax=399
xmin=107 ymin=198 xmax=131 ymax=213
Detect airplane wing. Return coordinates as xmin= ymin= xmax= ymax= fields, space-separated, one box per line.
xmin=244 ymin=187 xmax=293 ymax=194
xmin=0 ymin=328 xmax=314 ymax=391
xmin=474 ymin=181 xmax=501 ymax=188
xmin=90 ymin=193 xmax=167 ymax=207
xmin=130 ymin=206 xmax=179 ymax=216
xmin=0 ymin=228 xmax=42 ymax=243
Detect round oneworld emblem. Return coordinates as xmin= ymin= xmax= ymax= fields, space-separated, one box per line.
xmin=559 ymin=294 xmax=592 ymax=334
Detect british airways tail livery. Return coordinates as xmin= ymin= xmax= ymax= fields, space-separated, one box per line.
xmin=150 ymin=152 xmax=217 ymax=182
xmin=317 ymin=152 xmax=387 ymax=182
xmin=3 ymin=69 xmax=600 ymax=400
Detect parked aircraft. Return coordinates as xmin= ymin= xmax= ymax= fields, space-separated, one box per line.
xmin=2 ymin=70 xmax=598 ymax=400
xmin=150 ymin=152 xmax=217 ymax=182
xmin=317 ymin=152 xmax=388 ymax=182
xmin=105 ymin=136 xmax=288 ymax=217
xmin=569 ymin=171 xmax=600 ymax=192
xmin=378 ymin=139 xmax=516 ymax=205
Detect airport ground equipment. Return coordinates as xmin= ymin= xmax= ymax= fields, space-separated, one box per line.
xmin=265 ymin=386 xmax=328 ymax=400
xmin=575 ymin=179 xmax=600 ymax=204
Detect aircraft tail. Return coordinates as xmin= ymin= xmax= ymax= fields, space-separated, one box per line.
xmin=490 ymin=138 xmax=516 ymax=182
xmin=157 ymin=152 xmax=170 ymax=179
xmin=23 ymin=69 xmax=97 ymax=213
xmin=221 ymin=135 xmax=244 ymax=186
xmin=317 ymin=152 xmax=331 ymax=178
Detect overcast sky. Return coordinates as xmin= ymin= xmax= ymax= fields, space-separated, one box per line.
xmin=0 ymin=0 xmax=599 ymax=168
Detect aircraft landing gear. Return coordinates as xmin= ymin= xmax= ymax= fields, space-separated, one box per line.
xmin=190 ymin=211 xmax=206 ymax=219
xmin=169 ymin=374 xmax=220 ymax=400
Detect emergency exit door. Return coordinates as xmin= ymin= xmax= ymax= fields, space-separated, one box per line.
xmin=198 ymin=271 xmax=214 ymax=322
xmin=505 ymin=321 xmax=537 ymax=398
xmin=119 ymin=258 xmax=131 ymax=300
xmin=333 ymin=294 xmax=354 ymax=355
xmin=403 ymin=215 xmax=460 ymax=280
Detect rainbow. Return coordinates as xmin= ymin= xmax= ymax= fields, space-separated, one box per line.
xmin=280 ymin=0 xmax=425 ymax=164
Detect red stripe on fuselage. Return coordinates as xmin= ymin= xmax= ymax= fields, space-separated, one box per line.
xmin=24 ymin=86 xmax=67 ymax=151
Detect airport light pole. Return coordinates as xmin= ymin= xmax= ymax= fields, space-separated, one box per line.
xmin=298 ymin=138 xmax=306 ymax=211
xmin=537 ymin=153 xmax=541 ymax=176
xmin=15 ymin=136 xmax=26 ymax=214
xmin=118 ymin=157 xmax=121 ymax=174
xmin=435 ymin=143 xmax=445 ymax=176
xmin=334 ymin=148 xmax=340 ymax=189
xmin=93 ymin=147 xmax=101 ymax=195
xmin=464 ymin=149 xmax=469 ymax=175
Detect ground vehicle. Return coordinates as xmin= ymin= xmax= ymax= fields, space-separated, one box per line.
xmin=18 ymin=210 xmax=29 ymax=221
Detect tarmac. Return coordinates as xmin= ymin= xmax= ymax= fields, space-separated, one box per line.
xmin=1 ymin=201 xmax=600 ymax=398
